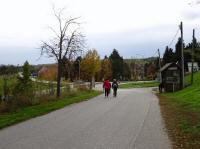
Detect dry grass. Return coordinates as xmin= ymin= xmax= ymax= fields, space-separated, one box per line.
xmin=158 ymin=94 xmax=200 ymax=149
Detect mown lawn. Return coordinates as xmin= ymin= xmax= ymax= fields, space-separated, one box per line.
xmin=0 ymin=90 xmax=102 ymax=130
xmin=159 ymin=71 xmax=200 ymax=148
xmin=119 ymin=81 xmax=159 ymax=89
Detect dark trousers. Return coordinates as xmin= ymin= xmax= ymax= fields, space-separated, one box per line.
xmin=105 ymin=88 xmax=110 ymax=97
xmin=113 ymin=88 xmax=117 ymax=97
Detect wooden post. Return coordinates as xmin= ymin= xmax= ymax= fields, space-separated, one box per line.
xmin=191 ymin=29 xmax=195 ymax=84
xmin=180 ymin=22 xmax=185 ymax=89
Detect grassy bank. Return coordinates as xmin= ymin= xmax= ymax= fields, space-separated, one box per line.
xmin=159 ymin=71 xmax=200 ymax=148
xmin=119 ymin=81 xmax=159 ymax=89
xmin=0 ymin=90 xmax=102 ymax=130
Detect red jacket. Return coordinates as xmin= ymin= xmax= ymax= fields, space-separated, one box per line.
xmin=103 ymin=80 xmax=111 ymax=89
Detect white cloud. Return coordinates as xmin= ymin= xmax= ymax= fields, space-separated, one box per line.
xmin=0 ymin=0 xmax=199 ymax=64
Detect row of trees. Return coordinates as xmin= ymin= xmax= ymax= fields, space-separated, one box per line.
xmin=60 ymin=49 xmax=124 ymax=83
xmin=60 ymin=49 xmax=158 ymax=83
xmin=162 ymin=37 xmax=200 ymax=68
xmin=1 ymin=7 xmax=158 ymax=98
xmin=39 ymin=7 xmax=158 ymax=97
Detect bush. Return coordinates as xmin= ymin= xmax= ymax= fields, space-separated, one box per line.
xmin=12 ymin=61 xmax=36 ymax=106
xmin=0 ymin=102 xmax=10 ymax=113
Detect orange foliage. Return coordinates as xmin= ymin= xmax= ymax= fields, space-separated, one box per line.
xmin=38 ymin=65 xmax=57 ymax=81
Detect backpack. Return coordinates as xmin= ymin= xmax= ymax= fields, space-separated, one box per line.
xmin=113 ymin=83 xmax=118 ymax=89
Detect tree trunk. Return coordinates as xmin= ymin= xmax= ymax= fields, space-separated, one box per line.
xmin=68 ymin=63 xmax=71 ymax=81
xmin=57 ymin=59 xmax=62 ymax=98
xmin=92 ymin=76 xmax=95 ymax=88
xmin=90 ymin=76 xmax=95 ymax=89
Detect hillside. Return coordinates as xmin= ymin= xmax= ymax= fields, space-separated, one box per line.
xmin=166 ymin=71 xmax=200 ymax=109
xmin=159 ymin=71 xmax=200 ymax=148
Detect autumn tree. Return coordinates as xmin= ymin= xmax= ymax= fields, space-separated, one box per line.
xmin=80 ymin=49 xmax=101 ymax=88
xmin=38 ymin=65 xmax=57 ymax=81
xmin=41 ymin=7 xmax=84 ymax=97
xmin=101 ymin=56 xmax=112 ymax=80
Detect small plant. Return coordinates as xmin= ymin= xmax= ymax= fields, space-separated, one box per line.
xmin=13 ymin=61 xmax=35 ymax=106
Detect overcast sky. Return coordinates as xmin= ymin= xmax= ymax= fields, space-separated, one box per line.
xmin=0 ymin=0 xmax=200 ymax=65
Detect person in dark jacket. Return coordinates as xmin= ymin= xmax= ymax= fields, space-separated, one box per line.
xmin=112 ymin=79 xmax=118 ymax=97
xmin=103 ymin=79 xmax=111 ymax=97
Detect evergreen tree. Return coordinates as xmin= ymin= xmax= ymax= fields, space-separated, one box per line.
xmin=175 ymin=37 xmax=182 ymax=63
xmin=22 ymin=61 xmax=31 ymax=84
xmin=74 ymin=56 xmax=82 ymax=80
xmin=109 ymin=49 xmax=124 ymax=80
xmin=14 ymin=61 xmax=34 ymax=105
xmin=14 ymin=61 xmax=32 ymax=93
xmin=162 ymin=46 xmax=176 ymax=65
xmin=123 ymin=62 xmax=131 ymax=80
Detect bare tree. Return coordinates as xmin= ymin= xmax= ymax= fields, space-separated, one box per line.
xmin=41 ymin=7 xmax=84 ymax=97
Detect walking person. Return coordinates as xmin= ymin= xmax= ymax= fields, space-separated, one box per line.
xmin=103 ymin=79 xmax=111 ymax=98
xmin=112 ymin=79 xmax=118 ymax=97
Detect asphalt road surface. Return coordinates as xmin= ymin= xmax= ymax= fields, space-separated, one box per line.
xmin=0 ymin=88 xmax=171 ymax=149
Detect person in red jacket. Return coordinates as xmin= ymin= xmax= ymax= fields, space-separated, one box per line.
xmin=103 ymin=79 xmax=111 ymax=97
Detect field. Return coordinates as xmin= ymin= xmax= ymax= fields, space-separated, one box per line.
xmin=159 ymin=71 xmax=200 ymax=148
xmin=119 ymin=81 xmax=159 ymax=89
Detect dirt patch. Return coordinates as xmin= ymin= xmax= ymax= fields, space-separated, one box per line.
xmin=157 ymin=94 xmax=200 ymax=149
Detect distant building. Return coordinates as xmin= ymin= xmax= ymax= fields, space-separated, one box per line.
xmin=31 ymin=72 xmax=38 ymax=78
xmin=187 ymin=62 xmax=199 ymax=73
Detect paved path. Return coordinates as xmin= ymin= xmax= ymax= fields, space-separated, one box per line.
xmin=0 ymin=88 xmax=171 ymax=149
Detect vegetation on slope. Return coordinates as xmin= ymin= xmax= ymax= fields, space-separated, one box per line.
xmin=159 ymin=71 xmax=200 ymax=148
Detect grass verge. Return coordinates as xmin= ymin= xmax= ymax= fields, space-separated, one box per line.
xmin=158 ymin=71 xmax=200 ymax=148
xmin=0 ymin=90 xmax=102 ymax=130
xmin=119 ymin=81 xmax=159 ymax=89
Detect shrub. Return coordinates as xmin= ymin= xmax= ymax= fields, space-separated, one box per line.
xmin=13 ymin=61 xmax=36 ymax=106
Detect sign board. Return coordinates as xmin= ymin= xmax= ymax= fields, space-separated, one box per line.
xmin=166 ymin=77 xmax=178 ymax=83
xmin=168 ymin=67 xmax=177 ymax=70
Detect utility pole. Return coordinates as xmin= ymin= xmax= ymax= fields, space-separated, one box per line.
xmin=158 ymin=49 xmax=162 ymax=82
xmin=180 ymin=22 xmax=185 ymax=89
xmin=191 ymin=29 xmax=195 ymax=84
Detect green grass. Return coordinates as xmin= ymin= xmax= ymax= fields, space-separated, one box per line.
xmin=119 ymin=81 xmax=159 ymax=89
xmin=160 ymin=71 xmax=200 ymax=148
xmin=164 ymin=72 xmax=200 ymax=111
xmin=0 ymin=90 xmax=102 ymax=129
